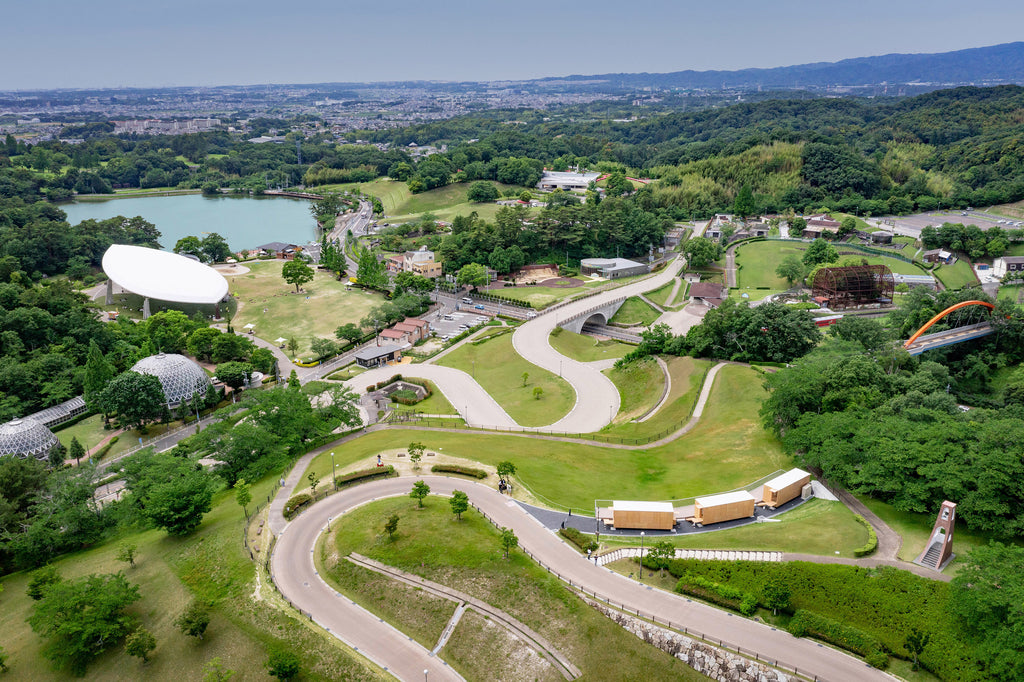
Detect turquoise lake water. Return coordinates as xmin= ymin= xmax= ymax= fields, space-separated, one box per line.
xmin=60 ymin=193 xmax=318 ymax=252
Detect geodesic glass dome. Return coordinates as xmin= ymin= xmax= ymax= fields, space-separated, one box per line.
xmin=131 ymin=353 xmax=212 ymax=406
xmin=0 ymin=418 xmax=59 ymax=461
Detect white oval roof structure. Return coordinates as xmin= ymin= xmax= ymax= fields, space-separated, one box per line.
xmin=102 ymin=244 xmax=229 ymax=304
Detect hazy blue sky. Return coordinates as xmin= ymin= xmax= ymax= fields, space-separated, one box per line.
xmin=3 ymin=0 xmax=1022 ymax=89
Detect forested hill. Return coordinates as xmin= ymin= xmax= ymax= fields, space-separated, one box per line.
xmin=541 ymin=42 xmax=1024 ymax=90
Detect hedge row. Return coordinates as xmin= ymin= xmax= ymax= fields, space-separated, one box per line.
xmin=674 ymin=574 xmax=757 ymax=615
xmin=853 ymin=515 xmax=878 ymax=557
xmin=284 ymin=493 xmax=312 ymax=518
xmin=789 ymin=610 xmax=888 ymax=668
xmin=559 ymin=527 xmax=598 ymax=553
xmin=93 ymin=436 xmax=120 ymax=460
xmin=335 ymin=464 xmax=395 ymax=486
xmin=430 ymin=464 xmax=487 ymax=479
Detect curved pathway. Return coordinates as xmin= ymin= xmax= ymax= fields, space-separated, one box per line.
xmin=272 ymin=477 xmax=892 ymax=682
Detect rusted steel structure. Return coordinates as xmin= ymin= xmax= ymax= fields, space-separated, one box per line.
xmin=811 ymin=264 xmax=894 ymax=309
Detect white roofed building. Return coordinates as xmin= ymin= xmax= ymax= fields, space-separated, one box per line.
xmin=102 ymin=244 xmax=230 ymax=318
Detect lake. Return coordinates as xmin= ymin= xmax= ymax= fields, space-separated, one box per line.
xmin=60 ymin=193 xmax=318 ymax=252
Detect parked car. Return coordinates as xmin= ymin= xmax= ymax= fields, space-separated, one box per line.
xmin=462 ymin=297 xmax=473 ymax=304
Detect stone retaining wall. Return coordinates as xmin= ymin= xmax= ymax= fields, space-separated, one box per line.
xmin=583 ymin=596 xmax=791 ymax=682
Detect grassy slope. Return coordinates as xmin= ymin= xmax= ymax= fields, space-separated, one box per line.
xmin=435 ymin=334 xmax=575 ymax=427
xmin=609 ymin=296 xmax=661 ymax=326
xmin=0 ymin=476 xmax=382 ymax=681
xmin=932 ymin=259 xmax=979 ymax=290
xmin=303 ymin=364 xmax=789 ymax=509
xmin=604 ymin=356 xmax=665 ymax=423
xmin=226 ymin=261 xmax=385 ymax=358
xmin=645 ymin=280 xmax=677 ymax=308
xmin=600 ymin=356 xmax=709 ymax=440
xmin=488 ymin=279 xmax=606 ymax=308
xmin=547 ymin=328 xmax=633 ymax=362
xmin=322 ymin=497 xmax=703 ymax=681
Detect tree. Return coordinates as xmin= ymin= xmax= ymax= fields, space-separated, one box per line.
xmin=951 ymin=542 xmax=1024 ymax=680
xmin=203 ymin=657 xmax=235 ymax=682
xmin=307 ymin=472 xmax=321 ymax=496
xmin=733 ymin=184 xmax=757 ymax=218
xmin=173 ymin=235 xmax=204 ymax=259
xmin=216 ymin=361 xmax=252 ymax=391
xmin=683 ymin=236 xmax=722 ymax=268
xmin=28 ymin=572 xmax=141 ymax=675
xmin=356 ymin=246 xmax=387 ymax=289
xmin=449 ymin=490 xmax=469 ymax=520
xmin=287 ymin=368 xmax=300 ymax=388
xmin=410 ymin=480 xmax=430 ymax=507
xmin=122 ymin=451 xmax=215 ymax=536
xmin=281 ymin=259 xmax=314 ymax=292
xmin=201 ymin=233 xmax=232 ymax=263
xmin=828 ymin=316 xmax=890 ymax=352
xmin=762 ymin=577 xmax=791 ymax=616
xmin=533 ymin=386 xmax=543 ymax=400
xmin=0 ymin=646 xmax=7 ymax=673
xmin=83 ymin=340 xmax=115 ymax=407
xmin=838 ymin=215 xmax=858 ymax=238
xmin=96 ymin=371 xmax=166 ymax=430
xmin=384 ymin=513 xmax=399 ymax=540
xmin=456 ymin=263 xmax=489 ymax=289
xmin=175 ymin=600 xmax=211 ymax=640
xmin=496 ymin=461 xmax=517 ymax=481
xmin=187 ymin=327 xmax=222 ymax=362
xmin=48 ymin=444 xmax=65 ymax=469
xmin=335 ymin=322 xmax=364 ymax=345
xmin=408 ymin=441 xmax=425 ymax=469
xmin=68 ymin=436 xmax=85 ymax=466
xmin=790 ymin=216 xmax=807 ymax=234
xmin=26 ymin=565 xmax=61 ymax=600
xmin=117 ymin=542 xmax=138 ymax=568
xmin=235 ymin=478 xmax=252 ymax=516
xmin=521 ymin=372 xmax=529 ymax=386
xmin=500 ymin=527 xmax=518 ymax=558
xmin=125 ymin=627 xmax=156 ymax=664
xmin=801 ymin=238 xmax=838 ymax=267
xmin=467 ymin=181 xmax=499 ymax=202
xmin=775 ymin=255 xmax=805 ymax=286
xmin=646 ymin=541 xmax=675 ymax=577
xmin=904 ymin=627 xmax=930 ymax=671
xmin=310 ymin=337 xmax=337 ymax=361
xmin=266 ymin=648 xmax=301 ymax=681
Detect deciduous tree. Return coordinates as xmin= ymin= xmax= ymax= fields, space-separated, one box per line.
xmin=500 ymin=527 xmax=518 ymax=558
xmin=125 ymin=627 xmax=156 ymax=663
xmin=117 ymin=542 xmax=137 ymax=568
xmin=176 ymin=600 xmax=211 ymax=640
xmin=281 ymin=260 xmax=314 ymax=292
xmin=683 ymin=236 xmax=722 ymax=268
xmin=384 ymin=513 xmax=399 ymax=540
xmin=449 ymin=490 xmax=469 ymax=520
xmin=410 ymin=480 xmax=430 ymax=507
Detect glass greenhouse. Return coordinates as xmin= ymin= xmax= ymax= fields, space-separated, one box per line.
xmin=131 ymin=353 xmax=212 ymax=406
xmin=0 ymin=418 xmax=59 ymax=461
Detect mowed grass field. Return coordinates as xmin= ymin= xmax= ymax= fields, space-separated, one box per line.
xmin=932 ymin=259 xmax=980 ymax=290
xmin=319 ymin=178 xmax=520 ymax=223
xmin=601 ymin=356 xmax=710 ymax=440
xmin=54 ymin=414 xmax=132 ymax=460
xmin=319 ymin=497 xmax=703 ymax=682
xmin=547 ymin=328 xmax=633 ymax=362
xmin=435 ymin=333 xmax=575 ymax=426
xmin=302 ymin=364 xmax=790 ymax=509
xmin=487 ymin=279 xmax=606 ymax=308
xmin=735 ymin=240 xmax=928 ymax=293
xmin=0 ymin=475 xmax=382 ymax=682
xmin=604 ymin=355 xmax=665 ymax=423
xmin=609 ymin=296 xmax=661 ymax=326
xmin=226 ymin=260 xmax=386 ymax=358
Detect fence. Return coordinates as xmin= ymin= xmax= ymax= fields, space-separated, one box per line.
xmin=592 ymin=547 xmax=783 ymax=566
xmin=98 ymin=413 xmax=222 ymax=471
xmin=467 ymin=501 xmax=821 ymax=682
xmin=242 ymin=480 xmax=282 ymax=561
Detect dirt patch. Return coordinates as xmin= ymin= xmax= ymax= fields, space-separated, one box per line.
xmin=536 ymin=277 xmax=584 ymax=288
xmin=214 ymin=263 xmax=252 ymax=276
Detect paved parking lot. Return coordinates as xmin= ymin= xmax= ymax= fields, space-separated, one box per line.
xmin=430 ymin=309 xmax=491 ymax=340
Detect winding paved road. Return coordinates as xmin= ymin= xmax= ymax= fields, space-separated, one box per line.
xmin=272 ymin=477 xmax=892 ymax=682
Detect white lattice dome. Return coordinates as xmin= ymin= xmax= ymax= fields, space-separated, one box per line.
xmin=130 ymin=353 xmax=212 ymax=406
xmin=0 ymin=418 xmax=59 ymax=461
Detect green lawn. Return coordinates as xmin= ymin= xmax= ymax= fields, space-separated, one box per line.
xmin=600 ymin=356 xmax=710 ymax=441
xmin=0 ymin=475 xmax=382 ymax=682
xmin=302 ymin=364 xmax=789 ymax=509
xmin=54 ymin=414 xmax=131 ymax=460
xmin=319 ymin=178 xmax=521 ymax=224
xmin=393 ymin=380 xmax=457 ymax=416
xmin=932 ymin=259 xmax=979 ymax=290
xmin=488 ymin=279 xmax=606 ymax=308
xmin=645 ymin=279 xmax=677 ymax=308
xmin=226 ymin=261 xmax=386 ymax=359
xmin=320 ymin=497 xmax=703 ymax=681
xmin=855 ymin=495 xmax=1003 ymax=574
xmin=997 ymin=284 xmax=1024 ymax=304
xmin=548 ymin=328 xmax=633 ymax=362
xmin=609 ymin=296 xmax=661 ymax=326
xmin=604 ymin=356 xmax=665 ymax=423
xmin=435 ymin=333 xmax=575 ymax=427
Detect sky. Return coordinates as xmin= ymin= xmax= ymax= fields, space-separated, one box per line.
xmin=3 ymin=0 xmax=1023 ymax=90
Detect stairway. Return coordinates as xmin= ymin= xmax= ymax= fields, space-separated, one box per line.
xmin=922 ymin=542 xmax=942 ymax=568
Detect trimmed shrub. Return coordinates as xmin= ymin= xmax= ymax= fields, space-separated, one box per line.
xmin=284 ymin=493 xmax=312 ymax=519
xmin=853 ymin=515 xmax=878 ymax=557
xmin=431 ymin=464 xmax=487 ymax=479
xmin=674 ymin=574 xmax=757 ymax=615
xmin=559 ymin=526 xmax=598 ymax=553
xmin=335 ymin=464 xmax=395 ymax=486
xmin=789 ymin=609 xmax=887 ymax=662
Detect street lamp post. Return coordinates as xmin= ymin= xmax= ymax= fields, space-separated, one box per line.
xmin=639 ymin=531 xmax=645 ymax=581
xmin=331 ymin=451 xmax=336 ymax=490
xmin=424 ymin=670 xmax=429 ymax=682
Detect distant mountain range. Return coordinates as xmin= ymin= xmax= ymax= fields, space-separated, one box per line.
xmin=536 ymin=42 xmax=1024 ymax=90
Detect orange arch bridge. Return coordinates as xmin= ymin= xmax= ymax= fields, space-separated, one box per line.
xmin=903 ymin=300 xmax=995 ymax=349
